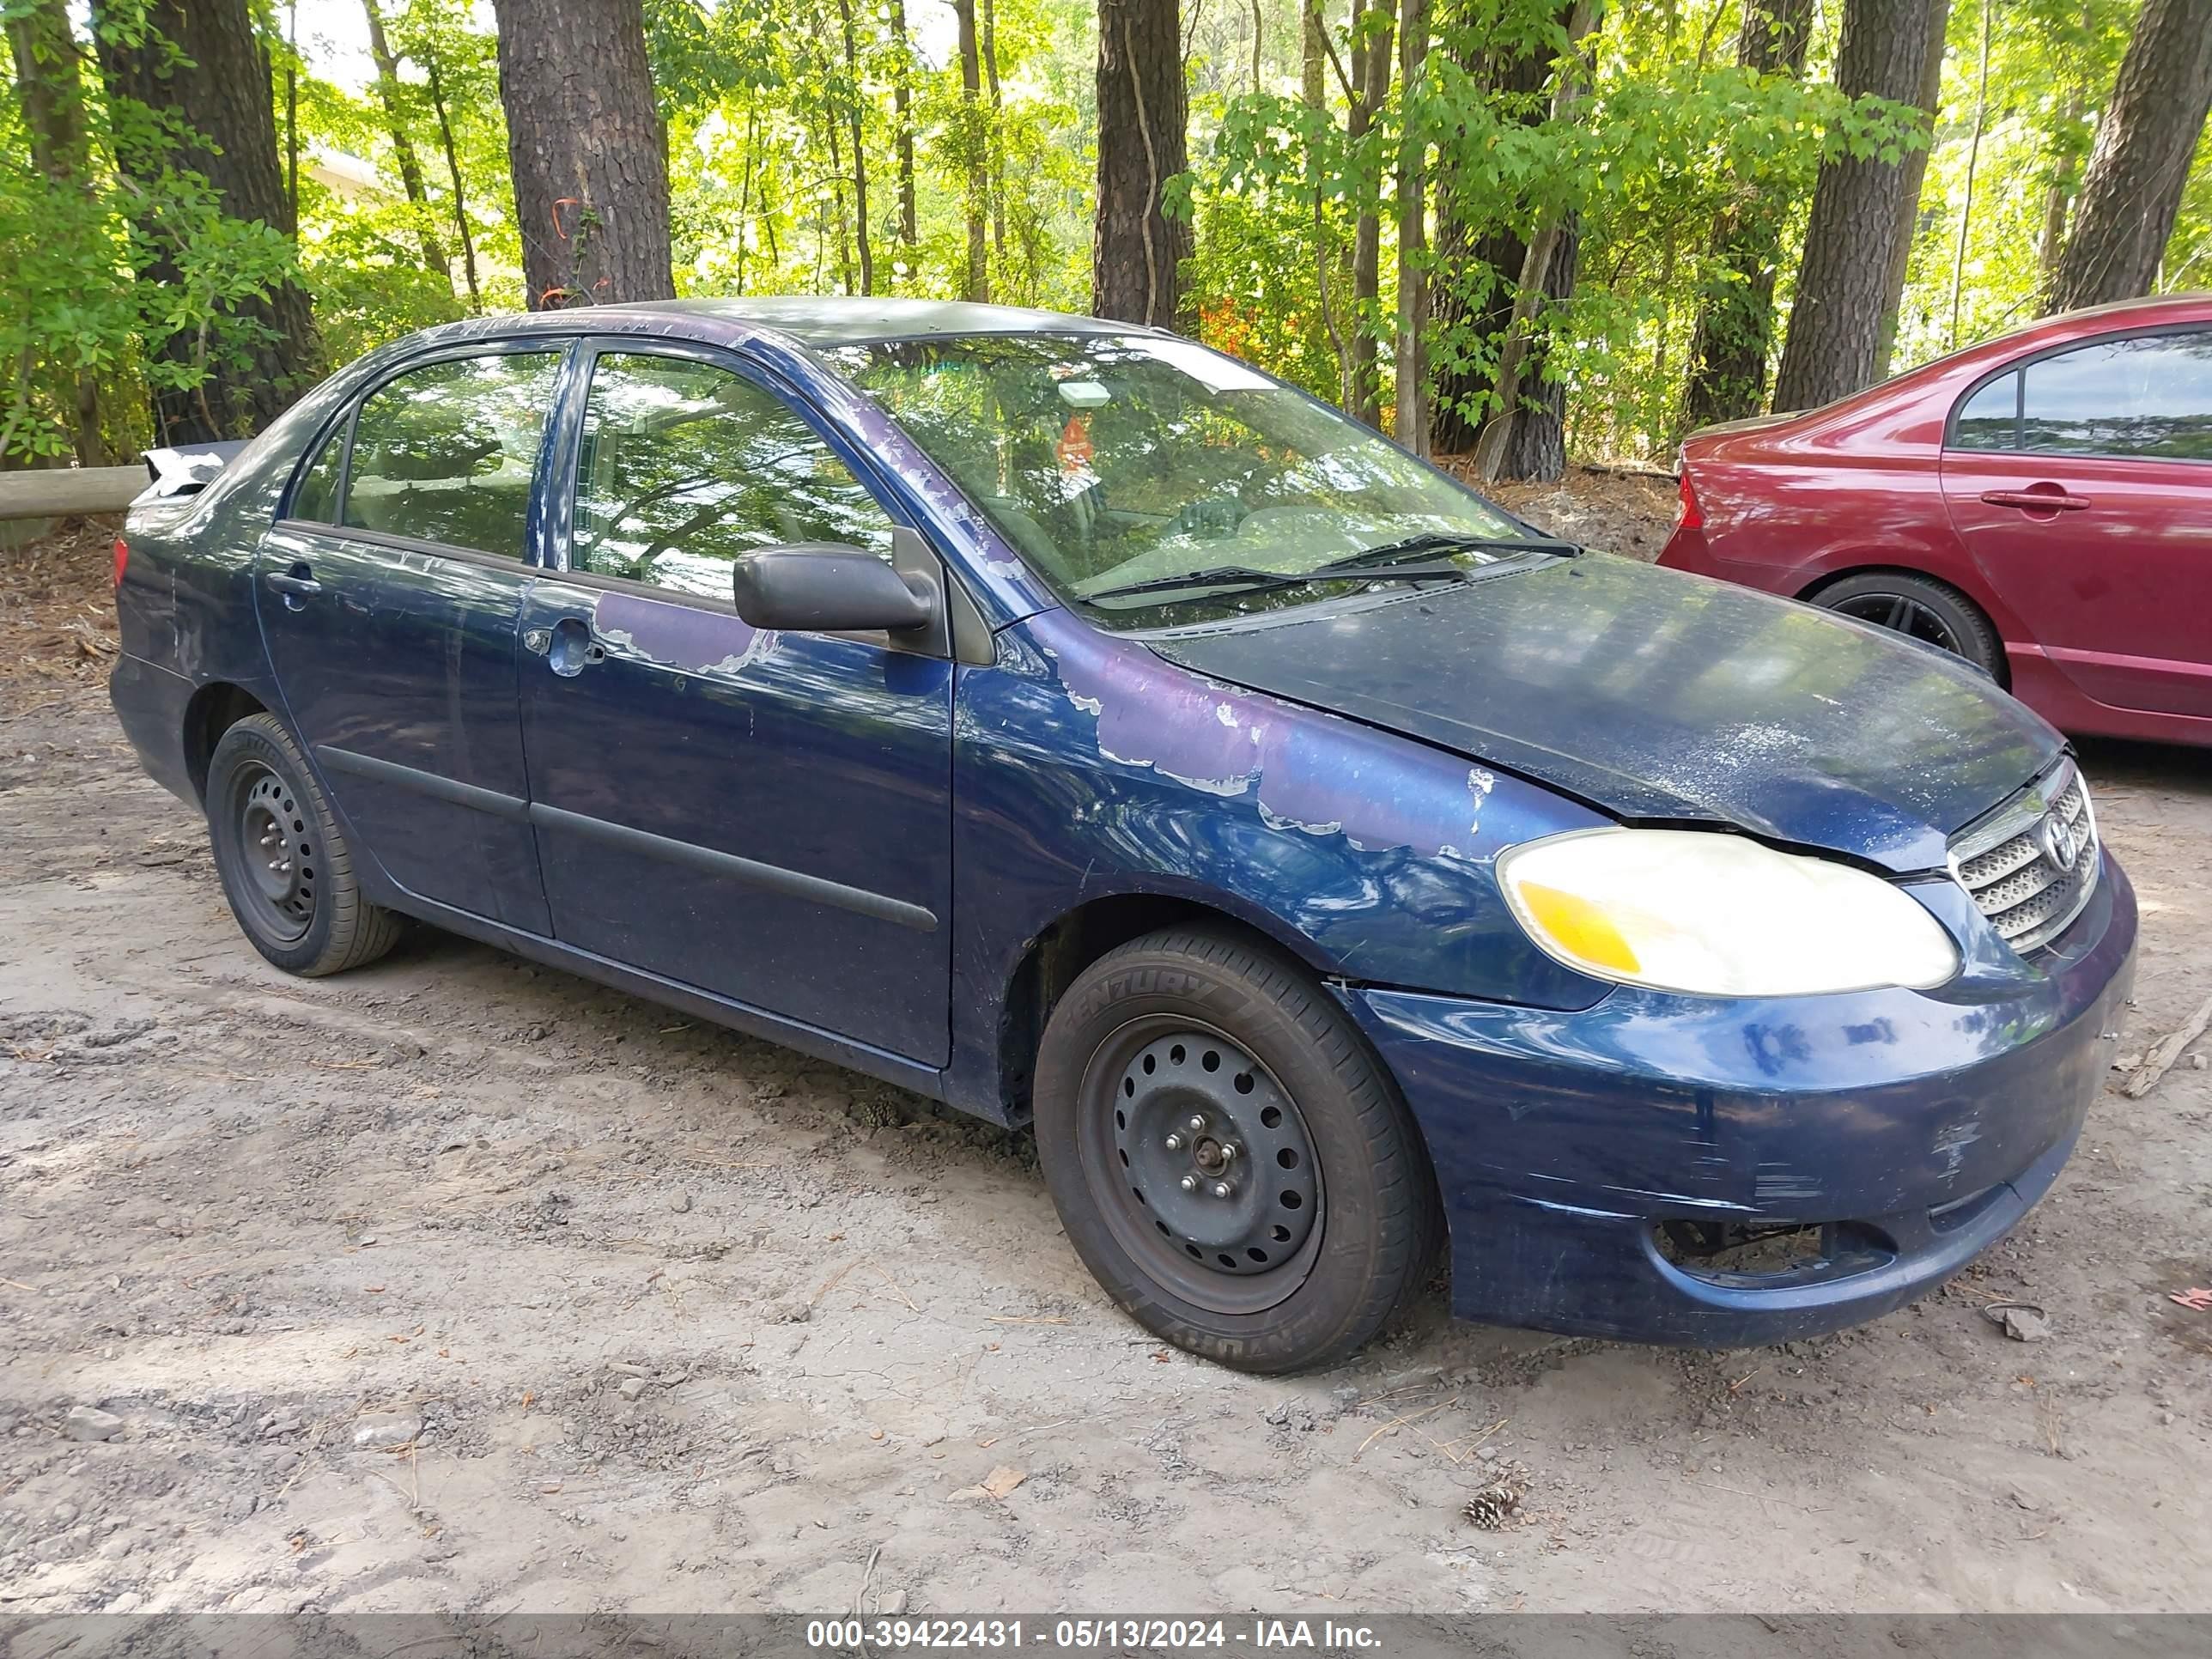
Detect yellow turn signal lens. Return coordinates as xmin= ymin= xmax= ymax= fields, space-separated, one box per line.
xmin=1513 ymin=881 xmax=1643 ymax=977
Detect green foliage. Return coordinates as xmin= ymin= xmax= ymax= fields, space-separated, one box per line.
xmin=4 ymin=0 xmax=2210 ymax=467
xmin=0 ymin=49 xmax=303 ymax=460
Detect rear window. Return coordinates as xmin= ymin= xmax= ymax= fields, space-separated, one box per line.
xmin=340 ymin=352 xmax=563 ymax=556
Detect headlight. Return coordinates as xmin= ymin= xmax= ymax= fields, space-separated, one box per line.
xmin=1498 ymin=829 xmax=1959 ymax=997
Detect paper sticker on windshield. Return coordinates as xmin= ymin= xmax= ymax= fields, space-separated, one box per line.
xmin=1136 ymin=337 xmax=1273 ymax=392
xmin=1057 ymin=414 xmax=1096 ymax=475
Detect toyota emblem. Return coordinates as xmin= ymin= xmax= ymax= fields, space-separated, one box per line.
xmin=2037 ymin=810 xmax=2080 ymax=873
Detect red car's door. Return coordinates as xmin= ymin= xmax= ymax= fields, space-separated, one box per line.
xmin=1939 ymin=325 xmax=2212 ymax=719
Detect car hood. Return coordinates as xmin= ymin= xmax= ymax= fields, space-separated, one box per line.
xmin=1146 ymin=555 xmax=2063 ymax=873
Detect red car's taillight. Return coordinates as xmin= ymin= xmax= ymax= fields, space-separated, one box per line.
xmin=1675 ymin=470 xmax=1704 ymax=531
xmin=112 ymin=537 xmax=130 ymax=589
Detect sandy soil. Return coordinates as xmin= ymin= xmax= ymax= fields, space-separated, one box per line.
xmin=2 ymin=509 xmax=2209 ymax=1617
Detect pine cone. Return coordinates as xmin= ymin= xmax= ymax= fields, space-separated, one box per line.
xmin=1462 ymin=1474 xmax=1526 ymax=1530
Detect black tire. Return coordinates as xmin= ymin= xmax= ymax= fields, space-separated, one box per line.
xmin=204 ymin=712 xmax=402 ymax=977
xmin=1809 ymin=570 xmax=2005 ymax=680
xmin=1033 ymin=924 xmax=1443 ymax=1374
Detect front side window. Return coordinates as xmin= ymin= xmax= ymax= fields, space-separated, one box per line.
xmin=2020 ymin=330 xmax=2212 ymax=461
xmin=570 ymin=352 xmax=896 ymax=599
xmin=342 ymin=351 xmax=563 ymax=556
xmin=828 ymin=332 xmax=1534 ymax=623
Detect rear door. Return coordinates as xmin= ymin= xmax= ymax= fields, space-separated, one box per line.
xmin=515 ymin=344 xmax=954 ymax=1064
xmin=1939 ymin=325 xmax=2212 ymax=718
xmin=258 ymin=344 xmax=568 ymax=931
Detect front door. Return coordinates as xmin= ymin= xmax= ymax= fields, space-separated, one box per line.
xmin=517 ymin=347 xmax=954 ymax=1065
xmin=1940 ymin=325 xmax=2212 ymax=719
xmin=258 ymin=345 xmax=568 ymax=932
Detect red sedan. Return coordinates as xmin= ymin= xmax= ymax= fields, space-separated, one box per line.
xmin=1660 ymin=295 xmax=2212 ymax=746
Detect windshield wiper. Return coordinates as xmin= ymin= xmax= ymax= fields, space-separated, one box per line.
xmin=1085 ymin=559 xmax=1476 ymax=605
xmin=1315 ymin=530 xmax=1583 ymax=574
xmin=1083 ymin=564 xmax=1315 ymax=603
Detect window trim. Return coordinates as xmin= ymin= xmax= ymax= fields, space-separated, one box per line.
xmin=275 ymin=336 xmax=584 ymax=562
xmin=1943 ymin=320 xmax=2212 ymax=465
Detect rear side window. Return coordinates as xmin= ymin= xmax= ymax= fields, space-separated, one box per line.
xmin=1950 ymin=372 xmax=2019 ymax=451
xmin=343 ymin=352 xmax=563 ymax=556
xmin=569 ymin=351 xmax=896 ymax=599
xmin=289 ymin=422 xmax=346 ymax=522
xmin=2019 ymin=330 xmax=2212 ymax=461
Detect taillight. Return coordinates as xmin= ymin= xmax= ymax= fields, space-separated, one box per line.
xmin=1675 ymin=470 xmax=1704 ymax=531
xmin=112 ymin=537 xmax=130 ymax=589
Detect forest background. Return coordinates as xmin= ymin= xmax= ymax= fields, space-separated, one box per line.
xmin=3 ymin=0 xmax=2208 ymax=482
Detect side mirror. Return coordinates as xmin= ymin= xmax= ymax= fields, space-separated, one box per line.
xmin=730 ymin=544 xmax=937 ymax=634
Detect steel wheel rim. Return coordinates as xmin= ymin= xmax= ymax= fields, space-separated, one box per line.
xmin=1077 ymin=1015 xmax=1324 ymax=1316
xmin=1829 ymin=592 xmax=1962 ymax=655
xmin=227 ymin=763 xmax=316 ymax=944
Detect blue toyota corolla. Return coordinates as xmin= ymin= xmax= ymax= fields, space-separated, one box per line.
xmin=109 ymin=299 xmax=2135 ymax=1372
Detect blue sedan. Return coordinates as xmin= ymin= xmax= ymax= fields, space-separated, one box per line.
xmin=109 ymin=299 xmax=2136 ymax=1372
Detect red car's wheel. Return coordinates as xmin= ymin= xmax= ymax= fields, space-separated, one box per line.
xmin=1810 ymin=572 xmax=2005 ymax=683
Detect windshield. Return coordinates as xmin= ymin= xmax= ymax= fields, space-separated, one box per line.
xmin=826 ymin=332 xmax=1534 ymax=617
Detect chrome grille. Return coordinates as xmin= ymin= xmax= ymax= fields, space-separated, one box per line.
xmin=1949 ymin=761 xmax=2099 ymax=953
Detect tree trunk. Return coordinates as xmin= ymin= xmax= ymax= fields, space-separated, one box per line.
xmin=1393 ymin=0 xmax=1430 ymax=453
xmin=1473 ymin=0 xmax=1601 ymax=483
xmin=836 ymin=0 xmax=873 ymax=295
xmin=890 ymin=0 xmax=919 ymax=264
xmin=954 ymin=0 xmax=990 ymax=302
xmin=423 ymin=50 xmax=483 ymax=310
xmin=1301 ymin=0 xmax=1324 ymax=106
xmin=9 ymin=0 xmax=90 ymax=179
xmin=1676 ymin=0 xmax=1814 ymax=435
xmin=982 ymin=0 xmax=1007 ymax=277
xmin=1492 ymin=218 xmax=1577 ymax=480
xmin=2046 ymin=0 xmax=2212 ymax=312
xmin=8 ymin=0 xmax=105 ymax=462
xmin=490 ymin=0 xmax=672 ymax=307
xmin=1346 ymin=1 xmax=1397 ymax=426
xmin=2038 ymin=88 xmax=2083 ymax=289
xmin=361 ymin=0 xmax=449 ymax=276
xmin=1426 ymin=3 xmax=1561 ymax=455
xmin=1945 ymin=0 xmax=1991 ymax=351
xmin=1093 ymin=0 xmax=1191 ymax=329
xmin=1872 ymin=0 xmax=1951 ymax=377
xmin=94 ymin=0 xmax=320 ymax=444
xmin=1771 ymin=0 xmax=1945 ymax=413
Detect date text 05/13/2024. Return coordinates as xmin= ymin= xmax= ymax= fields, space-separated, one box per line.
xmin=805 ymin=1620 xmax=1384 ymax=1650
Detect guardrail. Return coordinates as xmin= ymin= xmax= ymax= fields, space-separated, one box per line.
xmin=0 ymin=467 xmax=144 ymax=522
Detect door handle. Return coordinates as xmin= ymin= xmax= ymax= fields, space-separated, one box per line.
xmin=1980 ymin=489 xmax=2089 ymax=512
xmin=544 ymin=614 xmax=606 ymax=678
xmin=265 ymin=564 xmax=322 ymax=606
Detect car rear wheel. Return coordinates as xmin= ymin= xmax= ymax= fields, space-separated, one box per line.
xmin=1033 ymin=924 xmax=1441 ymax=1373
xmin=206 ymin=713 xmax=402 ymax=977
xmin=1810 ymin=571 xmax=2004 ymax=680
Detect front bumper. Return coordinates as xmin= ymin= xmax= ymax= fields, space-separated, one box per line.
xmin=1344 ymin=853 xmax=2136 ymax=1346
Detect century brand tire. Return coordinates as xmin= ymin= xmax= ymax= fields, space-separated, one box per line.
xmin=1033 ymin=924 xmax=1443 ymax=1374
xmin=205 ymin=713 xmax=402 ymax=977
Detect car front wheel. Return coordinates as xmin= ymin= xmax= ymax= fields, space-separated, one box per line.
xmin=1033 ymin=924 xmax=1441 ymax=1373
xmin=205 ymin=712 xmax=403 ymax=977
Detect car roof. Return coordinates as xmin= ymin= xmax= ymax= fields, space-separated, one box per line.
xmin=617 ymin=296 xmax=1145 ymax=348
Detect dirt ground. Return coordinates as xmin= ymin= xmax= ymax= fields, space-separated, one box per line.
xmin=2 ymin=501 xmax=2209 ymax=1618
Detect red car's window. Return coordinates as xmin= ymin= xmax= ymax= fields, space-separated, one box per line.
xmin=2019 ymin=330 xmax=2212 ymax=462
